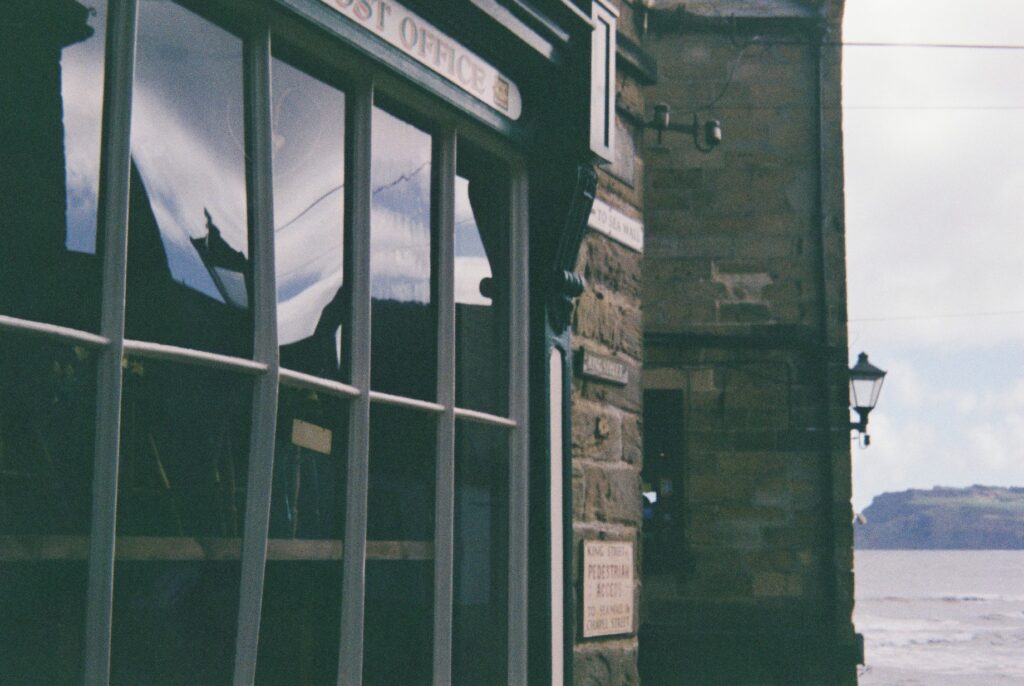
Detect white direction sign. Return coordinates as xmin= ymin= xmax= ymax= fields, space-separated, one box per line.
xmin=582 ymin=541 xmax=634 ymax=638
xmin=588 ymin=199 xmax=644 ymax=253
xmin=319 ymin=0 xmax=522 ymax=119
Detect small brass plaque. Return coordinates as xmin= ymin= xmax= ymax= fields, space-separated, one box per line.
xmin=291 ymin=419 xmax=332 ymax=455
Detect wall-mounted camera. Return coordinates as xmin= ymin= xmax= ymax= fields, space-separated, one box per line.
xmin=648 ymin=102 xmax=722 ymax=153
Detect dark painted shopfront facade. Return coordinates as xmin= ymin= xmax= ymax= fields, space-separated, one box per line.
xmin=1 ymin=0 xmax=623 ymax=683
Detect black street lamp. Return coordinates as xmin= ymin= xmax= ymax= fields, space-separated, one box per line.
xmin=849 ymin=352 xmax=886 ymax=446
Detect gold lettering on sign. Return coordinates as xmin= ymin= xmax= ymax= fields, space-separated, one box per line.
xmin=319 ymin=0 xmax=522 ymax=119
xmin=494 ymin=78 xmax=510 ymax=110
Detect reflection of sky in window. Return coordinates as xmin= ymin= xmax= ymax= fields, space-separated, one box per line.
xmin=454 ymin=176 xmax=492 ymax=306
xmin=272 ymin=59 xmax=346 ymax=346
xmin=131 ymin=1 xmax=247 ymax=304
xmin=62 ymin=0 xmax=106 ymax=254
xmin=370 ymin=109 xmax=431 ymax=303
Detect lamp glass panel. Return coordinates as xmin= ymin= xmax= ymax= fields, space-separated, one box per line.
xmin=869 ymin=376 xmax=885 ymax=409
xmin=851 ymin=377 xmax=877 ymax=410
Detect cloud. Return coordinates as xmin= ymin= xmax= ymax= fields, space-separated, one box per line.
xmin=842 ymin=5 xmax=1024 ymax=350
xmin=844 ymin=0 xmax=1024 ymax=45
xmin=60 ymin=6 xmax=107 ymax=253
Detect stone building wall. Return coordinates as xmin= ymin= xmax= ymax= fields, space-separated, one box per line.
xmin=568 ymin=2 xmax=650 ymax=683
xmin=637 ymin=0 xmax=858 ymax=683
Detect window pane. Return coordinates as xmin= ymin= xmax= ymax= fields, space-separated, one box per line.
xmin=370 ymin=108 xmax=435 ymax=400
xmin=453 ymin=421 xmax=509 ymax=684
xmin=255 ymin=386 xmax=348 ymax=683
xmin=256 ymin=560 xmax=343 ymax=685
xmin=1 ymin=0 xmax=105 ymax=330
xmin=364 ymin=405 xmax=435 ymax=685
xmin=273 ymin=59 xmax=348 ymax=381
xmin=0 ymin=333 xmax=97 ymax=683
xmin=126 ymin=2 xmax=252 ymax=357
xmin=454 ymin=146 xmax=510 ymax=416
xmin=111 ymin=357 xmax=253 ymax=684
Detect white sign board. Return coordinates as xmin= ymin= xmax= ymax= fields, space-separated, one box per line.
xmin=588 ymin=199 xmax=643 ymax=253
xmin=292 ymin=419 xmax=333 ymax=455
xmin=319 ymin=0 xmax=522 ymax=119
xmin=582 ymin=541 xmax=634 ymax=637
xmin=580 ymin=349 xmax=628 ymax=385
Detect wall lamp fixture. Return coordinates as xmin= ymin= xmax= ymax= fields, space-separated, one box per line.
xmin=648 ymin=102 xmax=722 ymax=152
xmin=849 ymin=352 xmax=886 ymax=447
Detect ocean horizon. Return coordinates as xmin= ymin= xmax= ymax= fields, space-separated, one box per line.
xmin=855 ymin=550 xmax=1024 ymax=685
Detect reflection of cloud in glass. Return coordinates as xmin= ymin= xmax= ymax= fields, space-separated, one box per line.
xmin=61 ymin=1 xmax=107 ymax=254
xmin=272 ymin=59 xmax=346 ymax=346
xmin=371 ymin=207 xmax=431 ymax=302
xmin=371 ymin=109 xmax=432 ymax=303
xmin=131 ymin=1 xmax=247 ymax=303
xmin=455 ymin=177 xmax=492 ymax=306
xmin=455 ymin=257 xmax=492 ymax=305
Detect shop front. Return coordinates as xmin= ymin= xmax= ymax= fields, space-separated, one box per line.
xmin=0 ymin=0 xmax=617 ymax=683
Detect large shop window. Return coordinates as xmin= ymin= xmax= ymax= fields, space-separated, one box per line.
xmin=0 ymin=1 xmax=526 ymax=684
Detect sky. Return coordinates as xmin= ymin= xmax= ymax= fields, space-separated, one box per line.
xmin=842 ymin=0 xmax=1024 ymax=511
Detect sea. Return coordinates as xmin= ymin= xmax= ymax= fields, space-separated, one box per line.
xmin=855 ymin=550 xmax=1024 ymax=685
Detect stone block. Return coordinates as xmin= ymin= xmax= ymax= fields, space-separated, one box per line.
xmin=752 ymin=572 xmax=803 ymax=598
xmin=572 ymin=290 xmax=643 ymax=360
xmin=572 ymin=462 xmax=586 ymax=522
xmin=583 ymin=464 xmax=641 ymax=526
xmin=622 ymin=411 xmax=642 ymax=466
xmin=717 ymin=452 xmax=786 ymax=478
xmin=572 ymin=400 xmax=623 ymax=463
xmin=573 ymin=644 xmax=640 ymax=686
xmin=577 ymin=234 xmax=642 ymax=298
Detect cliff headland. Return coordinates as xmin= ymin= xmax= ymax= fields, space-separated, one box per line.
xmin=856 ymin=485 xmax=1024 ymax=549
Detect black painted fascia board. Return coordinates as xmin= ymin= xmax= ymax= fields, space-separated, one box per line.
xmin=617 ymin=31 xmax=657 ymax=85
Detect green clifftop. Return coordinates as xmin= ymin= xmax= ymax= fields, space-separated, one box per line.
xmin=855 ymin=485 xmax=1024 ymax=549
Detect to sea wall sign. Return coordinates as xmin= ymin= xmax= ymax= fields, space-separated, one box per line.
xmin=588 ymin=198 xmax=643 ymax=253
xmin=319 ymin=0 xmax=522 ymax=119
xmin=582 ymin=541 xmax=634 ymax=638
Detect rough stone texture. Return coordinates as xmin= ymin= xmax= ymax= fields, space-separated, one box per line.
xmin=574 ymin=643 xmax=641 ymax=686
xmin=638 ymin=2 xmax=857 ymax=684
xmin=569 ymin=3 xmax=647 ymax=681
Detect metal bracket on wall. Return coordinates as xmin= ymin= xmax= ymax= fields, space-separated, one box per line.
xmin=547 ymin=164 xmax=597 ymax=332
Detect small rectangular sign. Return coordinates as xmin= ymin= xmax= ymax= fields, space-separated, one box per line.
xmin=588 ymin=198 xmax=643 ymax=253
xmin=582 ymin=541 xmax=634 ymax=638
xmin=292 ymin=419 xmax=333 ymax=455
xmin=318 ymin=0 xmax=521 ymax=119
xmin=580 ymin=349 xmax=629 ymax=385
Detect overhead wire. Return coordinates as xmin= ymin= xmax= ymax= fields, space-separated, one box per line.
xmin=850 ymin=310 xmax=1024 ymax=323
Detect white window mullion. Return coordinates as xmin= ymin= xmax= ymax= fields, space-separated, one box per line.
xmin=508 ymin=165 xmax=530 ymax=686
xmin=433 ymin=127 xmax=457 ymax=686
xmin=233 ymin=24 xmax=279 ymax=686
xmin=83 ymin=1 xmax=138 ymax=682
xmin=338 ymin=79 xmax=374 ymax=686
xmin=547 ymin=348 xmax=564 ymax=686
